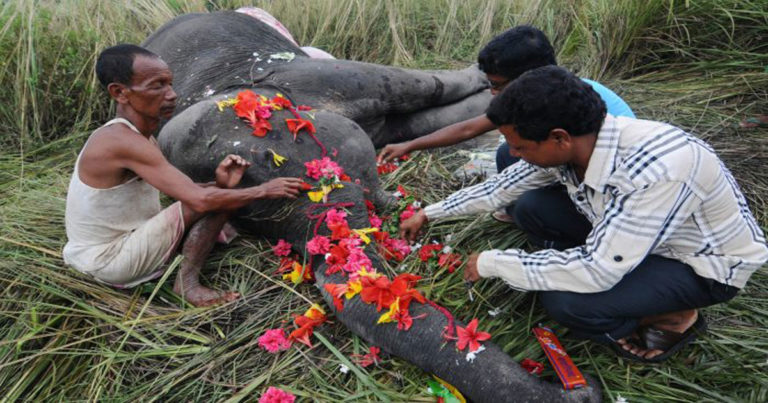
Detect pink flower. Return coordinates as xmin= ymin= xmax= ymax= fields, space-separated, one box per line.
xmin=390 ymin=238 xmax=411 ymax=257
xmin=259 ymin=387 xmax=295 ymax=403
xmin=257 ymin=329 xmax=292 ymax=353
xmin=304 ymin=157 xmax=345 ymax=181
xmin=273 ymin=239 xmax=292 ymax=257
xmin=344 ymin=248 xmax=372 ymax=276
xmin=325 ymin=208 xmax=348 ymax=227
xmin=369 ymin=213 xmax=383 ymax=229
xmin=306 ymin=235 xmax=332 ymax=255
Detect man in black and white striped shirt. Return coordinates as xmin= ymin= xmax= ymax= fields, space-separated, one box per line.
xmin=400 ymin=66 xmax=768 ymax=362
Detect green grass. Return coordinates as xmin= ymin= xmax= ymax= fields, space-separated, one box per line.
xmin=1 ymin=0 xmax=767 ymax=401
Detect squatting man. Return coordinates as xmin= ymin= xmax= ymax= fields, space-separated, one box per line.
xmin=400 ymin=65 xmax=768 ymax=363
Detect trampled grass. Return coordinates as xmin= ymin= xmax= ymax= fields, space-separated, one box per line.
xmin=1 ymin=0 xmax=767 ymax=401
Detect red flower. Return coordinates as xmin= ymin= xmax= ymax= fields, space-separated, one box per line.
xmin=297 ymin=105 xmax=312 ymax=111
xmin=285 ymin=118 xmax=316 ymax=140
xmin=355 ymin=346 xmax=381 ymax=368
xmin=377 ymin=162 xmax=398 ymax=175
xmin=324 ymin=283 xmax=347 ymax=311
xmin=251 ymin=119 xmax=272 ymax=137
xmin=328 ymin=222 xmax=352 ymax=240
xmin=360 ymin=276 xmax=395 ymax=311
xmin=399 ymin=205 xmax=416 ymax=221
xmin=438 ymin=253 xmax=462 ymax=273
xmin=299 ymin=182 xmax=313 ymax=191
xmin=271 ymin=95 xmax=293 ymax=109
xmin=418 ymin=243 xmax=443 ymax=262
xmin=339 ymin=173 xmax=351 ymax=182
xmin=456 ymin=318 xmax=491 ymax=353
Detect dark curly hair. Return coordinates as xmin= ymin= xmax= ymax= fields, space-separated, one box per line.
xmin=486 ymin=66 xmax=606 ymax=141
xmin=96 ymin=44 xmax=158 ymax=89
xmin=477 ymin=25 xmax=556 ymax=80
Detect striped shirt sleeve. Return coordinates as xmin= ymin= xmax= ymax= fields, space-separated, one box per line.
xmin=477 ymin=180 xmax=703 ymax=292
xmin=424 ymin=161 xmax=559 ymax=220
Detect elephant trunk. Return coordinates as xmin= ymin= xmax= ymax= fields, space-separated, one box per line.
xmin=254 ymin=186 xmax=602 ymax=402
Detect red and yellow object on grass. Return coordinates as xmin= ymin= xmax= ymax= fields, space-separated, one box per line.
xmin=532 ymin=326 xmax=587 ymax=390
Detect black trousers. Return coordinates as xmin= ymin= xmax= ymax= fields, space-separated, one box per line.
xmin=507 ymin=173 xmax=739 ymax=343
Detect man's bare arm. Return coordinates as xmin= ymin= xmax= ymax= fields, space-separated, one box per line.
xmin=114 ymin=136 xmax=301 ymax=212
xmin=378 ymin=115 xmax=496 ymax=162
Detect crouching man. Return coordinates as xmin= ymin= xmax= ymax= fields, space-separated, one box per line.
xmin=400 ymin=65 xmax=768 ymax=362
xmin=63 ymin=44 xmax=303 ymax=307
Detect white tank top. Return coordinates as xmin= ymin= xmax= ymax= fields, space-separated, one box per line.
xmin=62 ymin=118 xmax=162 ymax=272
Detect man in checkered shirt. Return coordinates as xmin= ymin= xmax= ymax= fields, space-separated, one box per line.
xmin=400 ymin=66 xmax=768 ymax=363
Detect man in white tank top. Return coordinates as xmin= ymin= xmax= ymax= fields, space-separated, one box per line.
xmin=63 ymin=44 xmax=304 ymax=307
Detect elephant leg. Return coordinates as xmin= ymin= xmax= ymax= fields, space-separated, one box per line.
xmin=370 ymin=90 xmax=493 ymax=147
xmin=261 ymin=58 xmax=489 ymax=121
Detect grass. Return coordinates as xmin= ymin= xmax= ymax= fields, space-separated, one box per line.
xmin=1 ymin=0 xmax=767 ymax=401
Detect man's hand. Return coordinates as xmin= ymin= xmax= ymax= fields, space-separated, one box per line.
xmin=399 ymin=209 xmax=428 ymax=242
xmin=257 ymin=177 xmax=304 ymax=199
xmin=377 ymin=142 xmax=411 ymax=163
xmin=464 ymin=253 xmax=481 ymax=282
xmin=215 ymin=154 xmax=251 ymax=189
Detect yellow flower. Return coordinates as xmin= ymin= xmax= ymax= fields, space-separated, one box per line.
xmin=269 ymin=149 xmax=287 ymax=167
xmin=282 ymin=261 xmax=308 ymax=284
xmin=377 ymin=298 xmax=400 ymax=324
xmin=305 ymin=303 xmax=326 ymax=319
xmin=215 ymin=98 xmax=238 ymax=111
xmin=353 ymin=227 xmax=379 ymax=244
xmin=345 ymin=280 xmax=362 ymax=299
xmin=356 ymin=266 xmax=381 ymax=279
xmin=308 ymin=190 xmax=325 ymax=202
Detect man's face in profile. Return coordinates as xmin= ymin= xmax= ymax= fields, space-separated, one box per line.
xmin=124 ymin=55 xmax=177 ymax=120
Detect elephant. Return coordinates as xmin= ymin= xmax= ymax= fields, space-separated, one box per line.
xmin=144 ymin=11 xmax=602 ymax=402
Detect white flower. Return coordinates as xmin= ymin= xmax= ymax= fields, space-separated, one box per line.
xmin=412 ymin=201 xmax=421 ymax=208
xmin=442 ymin=245 xmax=452 ymax=254
xmin=339 ymin=364 xmax=350 ymax=374
xmin=399 ymin=265 xmax=407 ymax=271
xmin=411 ymin=243 xmax=422 ymax=251
xmin=615 ymin=395 xmax=628 ymax=403
xmin=488 ymin=308 xmax=502 ymax=317
xmin=252 ymin=51 xmax=260 ymax=57
xmin=392 ymin=191 xmax=403 ymax=198
xmin=465 ymin=345 xmax=486 ymax=363
xmin=445 ymin=234 xmax=453 ymax=242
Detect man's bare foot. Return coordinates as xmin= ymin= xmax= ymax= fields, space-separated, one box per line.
xmin=174 ymin=283 xmax=240 ymax=307
xmin=617 ymin=309 xmax=699 ymax=360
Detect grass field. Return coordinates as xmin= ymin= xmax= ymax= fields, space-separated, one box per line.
xmin=1 ymin=0 xmax=767 ymax=401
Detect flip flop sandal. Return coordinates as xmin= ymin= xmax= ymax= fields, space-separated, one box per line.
xmin=610 ymin=315 xmax=708 ymax=364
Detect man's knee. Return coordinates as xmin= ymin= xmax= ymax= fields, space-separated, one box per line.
xmin=539 ymin=292 xmax=587 ymax=326
xmin=511 ymin=190 xmax=543 ymax=233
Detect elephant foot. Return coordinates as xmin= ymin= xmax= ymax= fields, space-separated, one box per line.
xmin=174 ymin=283 xmax=240 ymax=307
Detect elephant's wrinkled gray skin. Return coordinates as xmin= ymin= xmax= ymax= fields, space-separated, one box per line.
xmin=143 ymin=11 xmax=491 ymax=147
xmin=149 ymin=11 xmax=601 ymax=402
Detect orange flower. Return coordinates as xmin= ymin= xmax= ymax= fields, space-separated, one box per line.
xmin=270 ymin=94 xmax=293 ymax=110
xmin=289 ymin=304 xmax=327 ymax=347
xmin=324 ymin=283 xmax=348 ymax=311
xmin=251 ymin=119 xmax=272 ymax=137
xmin=456 ymin=318 xmax=491 ymax=353
xmin=286 ymin=118 xmax=316 ymax=141
xmin=360 ymin=276 xmax=395 ymax=311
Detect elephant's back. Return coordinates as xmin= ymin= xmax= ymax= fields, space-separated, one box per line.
xmin=143 ymin=11 xmax=306 ymax=114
